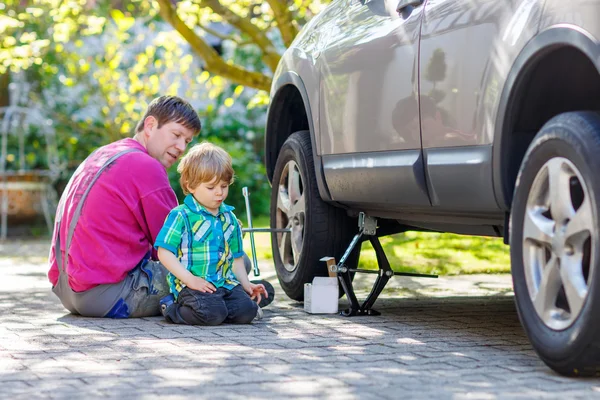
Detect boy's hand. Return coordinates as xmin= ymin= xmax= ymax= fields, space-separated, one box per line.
xmin=245 ymin=282 xmax=268 ymax=304
xmin=186 ymin=276 xmax=216 ymax=293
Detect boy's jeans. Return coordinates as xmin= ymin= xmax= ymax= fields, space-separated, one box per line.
xmin=164 ymin=285 xmax=258 ymax=325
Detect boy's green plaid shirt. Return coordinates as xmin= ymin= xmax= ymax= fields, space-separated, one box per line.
xmin=154 ymin=194 xmax=244 ymax=299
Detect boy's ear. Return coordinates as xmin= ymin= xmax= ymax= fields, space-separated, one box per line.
xmin=185 ymin=182 xmax=195 ymax=194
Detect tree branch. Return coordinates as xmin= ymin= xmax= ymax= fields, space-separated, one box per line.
xmin=265 ymin=0 xmax=299 ymax=48
xmin=201 ymin=0 xmax=281 ymax=72
xmin=155 ymin=0 xmax=272 ymax=91
xmin=197 ymin=21 xmax=242 ymax=45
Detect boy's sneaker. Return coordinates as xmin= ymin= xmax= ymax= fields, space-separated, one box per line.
xmin=255 ymin=307 xmax=264 ymax=321
xmin=159 ymin=293 xmax=175 ymax=317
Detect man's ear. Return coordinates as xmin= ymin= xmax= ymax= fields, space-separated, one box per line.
xmin=143 ymin=116 xmax=157 ymax=136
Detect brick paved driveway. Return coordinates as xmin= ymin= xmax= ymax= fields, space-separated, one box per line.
xmin=1 ymin=240 xmax=599 ymax=399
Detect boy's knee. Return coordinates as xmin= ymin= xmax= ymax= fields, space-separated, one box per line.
xmin=177 ymin=288 xmax=228 ymax=325
xmin=234 ymin=312 xmax=257 ymax=324
xmin=183 ymin=303 xmax=227 ymax=326
xmin=228 ymin=299 xmax=258 ymax=324
xmin=202 ymin=308 xmax=228 ymax=326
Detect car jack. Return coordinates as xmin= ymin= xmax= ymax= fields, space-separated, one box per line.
xmin=327 ymin=212 xmax=438 ymax=316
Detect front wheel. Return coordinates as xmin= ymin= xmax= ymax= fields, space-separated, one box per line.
xmin=510 ymin=111 xmax=600 ymax=376
xmin=270 ymin=131 xmax=358 ymax=300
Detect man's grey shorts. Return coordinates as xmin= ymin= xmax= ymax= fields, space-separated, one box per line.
xmin=52 ymin=258 xmax=170 ymax=318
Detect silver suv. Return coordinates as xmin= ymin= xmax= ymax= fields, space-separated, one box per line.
xmin=264 ymin=0 xmax=600 ymax=376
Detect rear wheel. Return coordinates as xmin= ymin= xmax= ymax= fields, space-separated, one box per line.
xmin=510 ymin=111 xmax=600 ymax=376
xmin=270 ymin=131 xmax=358 ymax=300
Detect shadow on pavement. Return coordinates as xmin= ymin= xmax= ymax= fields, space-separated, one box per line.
xmin=2 ymin=242 xmax=593 ymax=398
xmin=3 ymin=286 xmax=577 ymax=399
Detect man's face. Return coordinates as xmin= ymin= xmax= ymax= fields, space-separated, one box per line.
xmin=144 ymin=118 xmax=195 ymax=168
xmin=189 ymin=177 xmax=230 ymax=215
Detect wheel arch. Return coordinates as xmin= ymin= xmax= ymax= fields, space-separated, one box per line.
xmin=493 ymin=25 xmax=600 ymax=211
xmin=265 ymin=71 xmax=334 ymax=202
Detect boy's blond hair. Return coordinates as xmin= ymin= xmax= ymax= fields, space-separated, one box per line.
xmin=177 ymin=142 xmax=234 ymax=195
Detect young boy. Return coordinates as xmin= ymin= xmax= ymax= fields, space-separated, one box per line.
xmin=154 ymin=142 xmax=268 ymax=325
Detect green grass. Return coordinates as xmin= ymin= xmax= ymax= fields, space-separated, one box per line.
xmin=243 ymin=217 xmax=511 ymax=276
xmin=359 ymin=231 xmax=510 ymax=275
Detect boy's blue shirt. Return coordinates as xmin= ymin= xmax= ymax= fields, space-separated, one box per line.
xmin=154 ymin=194 xmax=244 ymax=299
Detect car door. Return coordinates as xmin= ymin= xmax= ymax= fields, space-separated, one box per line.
xmin=318 ymin=0 xmax=431 ymax=211
xmin=418 ymin=0 xmax=544 ymax=212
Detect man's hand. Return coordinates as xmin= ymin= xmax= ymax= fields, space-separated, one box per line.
xmin=245 ymin=282 xmax=268 ymax=304
xmin=186 ymin=276 xmax=216 ymax=293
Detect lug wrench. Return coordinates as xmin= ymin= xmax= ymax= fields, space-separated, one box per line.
xmin=242 ymin=187 xmax=260 ymax=276
xmin=241 ymin=187 xmax=290 ymax=276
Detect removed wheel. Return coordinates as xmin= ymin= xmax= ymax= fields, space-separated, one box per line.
xmin=510 ymin=111 xmax=600 ymax=376
xmin=270 ymin=131 xmax=358 ymax=300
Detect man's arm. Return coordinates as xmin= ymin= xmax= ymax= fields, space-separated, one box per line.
xmin=139 ymin=188 xmax=178 ymax=242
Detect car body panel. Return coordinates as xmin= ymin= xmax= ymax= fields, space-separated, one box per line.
xmin=319 ymin=0 xmax=423 ymax=154
xmin=491 ymin=25 xmax=600 ymax=210
xmin=418 ymin=0 xmax=544 ymax=213
xmin=540 ymin=0 xmax=600 ymax=39
xmin=419 ymin=0 xmax=544 ymax=149
xmin=490 ymin=1 xmax=600 ymax=211
xmin=316 ymin=0 xmax=430 ymax=207
xmin=266 ymin=10 xmax=337 ymax=201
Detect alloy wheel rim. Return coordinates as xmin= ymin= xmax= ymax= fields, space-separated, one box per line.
xmin=522 ymin=157 xmax=595 ymax=330
xmin=275 ymin=160 xmax=306 ymax=273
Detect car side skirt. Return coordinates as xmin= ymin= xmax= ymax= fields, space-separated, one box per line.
xmin=322 ymin=149 xmax=431 ymax=208
xmin=424 ymin=145 xmax=500 ymax=213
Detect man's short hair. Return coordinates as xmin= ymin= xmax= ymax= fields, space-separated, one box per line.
xmin=136 ymin=95 xmax=202 ymax=135
xmin=177 ymin=142 xmax=234 ymax=195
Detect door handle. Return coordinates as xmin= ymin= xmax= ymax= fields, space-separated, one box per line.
xmin=396 ymin=0 xmax=424 ymax=13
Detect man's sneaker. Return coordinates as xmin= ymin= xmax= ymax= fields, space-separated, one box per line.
xmin=255 ymin=307 xmax=264 ymax=321
xmin=159 ymin=293 xmax=175 ymax=317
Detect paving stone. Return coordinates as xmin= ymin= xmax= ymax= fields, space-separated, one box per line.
xmin=2 ymin=239 xmax=600 ymax=399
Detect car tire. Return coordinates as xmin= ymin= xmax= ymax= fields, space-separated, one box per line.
xmin=510 ymin=111 xmax=600 ymax=376
xmin=270 ymin=131 xmax=358 ymax=301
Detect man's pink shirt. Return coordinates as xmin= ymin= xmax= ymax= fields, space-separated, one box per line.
xmin=48 ymin=138 xmax=178 ymax=292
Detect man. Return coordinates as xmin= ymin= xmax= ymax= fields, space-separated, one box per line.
xmin=48 ymin=95 xmax=273 ymax=318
